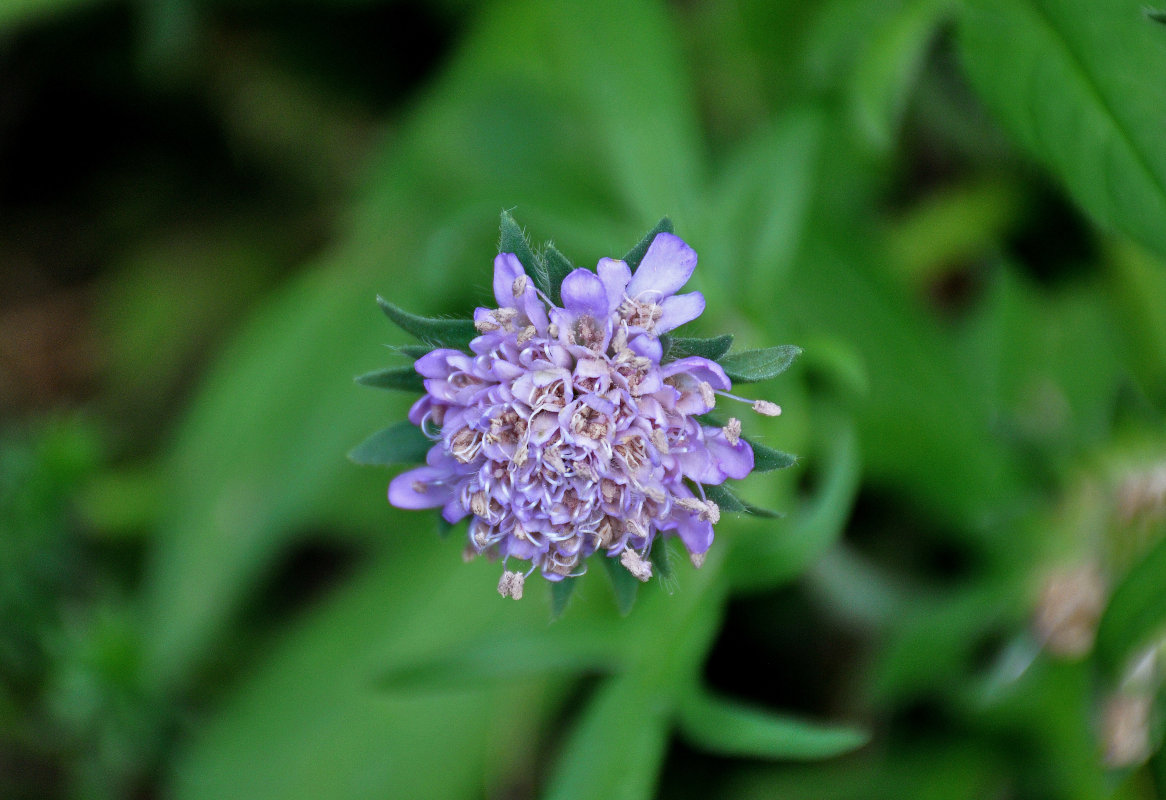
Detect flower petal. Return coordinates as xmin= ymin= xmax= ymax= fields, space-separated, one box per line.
xmin=493 ymin=253 xmax=526 ymax=309
xmin=596 ymin=257 xmax=631 ymax=313
xmin=626 ymin=232 xmax=697 ymax=300
xmin=389 ymin=466 xmax=454 ymax=509
xmin=703 ymin=427 xmax=754 ymax=480
xmin=656 ymin=291 xmax=705 ymax=334
xmin=560 ymin=268 xmax=609 ymax=318
xmin=672 ymin=514 xmax=714 ymax=554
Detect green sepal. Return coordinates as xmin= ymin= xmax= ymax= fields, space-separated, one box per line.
xmin=389 ymin=344 xmax=432 ymax=359
xmin=550 ymin=578 xmax=577 ymax=620
xmin=354 ymin=365 xmax=425 ymax=392
xmin=649 ymin=535 xmax=674 ymax=580
xmin=542 ymin=242 xmax=575 ymax=306
xmin=376 ymin=296 xmax=477 ymax=350
xmin=749 ymin=439 xmax=798 ymax=472
xmin=601 ymin=555 xmax=640 ymax=615
xmin=499 ymin=210 xmax=551 ymax=296
xmin=670 ymin=334 xmax=734 ymax=361
xmin=436 ymin=516 xmax=454 ymax=539
xmin=623 ymin=216 xmax=674 ymax=270
xmin=703 ymin=483 xmax=779 ymax=518
xmin=1147 ymin=8 xmax=1166 ymax=24
xmin=719 ymin=345 xmax=803 ymax=383
xmin=347 ymin=421 xmax=432 ymax=466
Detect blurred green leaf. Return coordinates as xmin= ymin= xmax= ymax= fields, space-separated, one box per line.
xmin=720 ymin=345 xmax=803 ymax=383
xmin=499 ymin=209 xmax=550 ymax=294
xmin=677 ymin=689 xmax=868 ymax=760
xmin=960 ymin=0 xmax=1166 ymax=260
xmin=1096 ymin=534 xmax=1166 ymax=680
xmin=550 ymin=577 xmax=578 ymax=619
xmin=376 ymin=296 xmax=476 ymax=350
xmin=623 ymin=217 xmax=674 ymax=270
xmin=668 ymin=334 xmax=734 ymax=361
xmin=601 ymin=555 xmax=641 ymax=615
xmin=849 ymin=0 xmax=953 ymax=151
xmin=353 ymin=365 xmax=424 ymax=393
xmin=346 ymin=422 xmax=430 ymax=467
xmin=649 ymin=535 xmax=675 ymax=581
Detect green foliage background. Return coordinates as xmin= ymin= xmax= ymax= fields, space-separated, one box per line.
xmin=3 ymin=0 xmax=1166 ymax=797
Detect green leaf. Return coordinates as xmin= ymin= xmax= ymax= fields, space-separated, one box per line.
xmin=677 ymin=689 xmax=869 ymax=760
xmin=354 ymin=365 xmax=424 ymax=393
xmin=550 ymin=578 xmax=578 ymax=620
xmin=347 ymin=422 xmax=432 ymax=467
xmin=1096 ymin=535 xmax=1166 ymax=680
xmin=668 ymin=334 xmax=734 ymax=361
xmin=376 ymin=296 xmax=476 ymax=350
xmin=849 ymin=0 xmax=953 ymax=151
xmin=499 ymin=210 xmax=551 ymax=295
xmin=749 ymin=439 xmax=798 ymax=472
xmin=623 ymin=217 xmax=673 ymax=270
xmin=703 ymin=483 xmax=779 ymax=518
xmin=1148 ymin=8 xmax=1166 ymax=24
xmin=649 ymin=535 xmax=674 ymax=581
xmin=601 ymin=555 xmax=640 ymax=615
xmin=389 ymin=344 xmax=432 ymax=359
xmin=960 ymin=0 xmax=1166 ymax=260
xmin=719 ymin=345 xmax=803 ymax=383
xmin=542 ymin=243 xmax=575 ymax=306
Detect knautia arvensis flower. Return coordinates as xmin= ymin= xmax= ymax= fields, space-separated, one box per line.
xmin=355 ymin=214 xmax=798 ymax=607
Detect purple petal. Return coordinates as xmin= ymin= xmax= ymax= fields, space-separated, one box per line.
xmin=389 ymin=466 xmax=454 ymax=509
xmin=626 ymin=233 xmax=697 ymax=300
xmin=672 ymin=514 xmax=714 ymax=554
xmin=493 ymin=253 xmax=526 ymax=309
xmin=629 ymin=334 xmax=662 ymax=361
xmin=414 ymin=349 xmax=469 ymax=379
xmin=704 ymin=427 xmax=754 ymax=480
xmin=596 ymin=257 xmax=631 ymax=312
xmin=656 ymin=291 xmax=705 ymax=334
xmin=560 ymin=268 xmax=609 ymax=318
xmin=661 ymin=356 xmax=731 ymax=391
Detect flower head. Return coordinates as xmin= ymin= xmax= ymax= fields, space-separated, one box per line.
xmin=381 ymin=225 xmax=786 ymax=598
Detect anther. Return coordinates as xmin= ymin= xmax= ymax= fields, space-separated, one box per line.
xmin=690 ymin=551 xmax=706 ymax=569
xmin=497 ymin=570 xmax=525 ymax=599
xmin=752 ymin=400 xmax=782 ymax=417
xmin=475 ymin=319 xmax=500 ymax=333
xmin=723 ymin=418 xmax=742 ymax=446
xmin=517 ymin=325 xmax=537 ymax=345
xmin=512 ymin=275 xmax=528 ymax=298
xmin=699 ymin=382 xmax=716 ymax=408
xmin=620 ymin=548 xmax=653 ymax=582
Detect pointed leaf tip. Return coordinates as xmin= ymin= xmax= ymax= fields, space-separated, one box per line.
xmin=623 ymin=217 xmax=674 ymax=270
xmin=376 ymin=296 xmax=477 ymax=350
xmin=354 ymin=365 xmax=425 ymax=392
xmin=348 ymin=421 xmax=432 ymax=466
xmin=499 ymin=210 xmax=551 ymax=295
xmin=542 ymin=242 xmax=575 ymax=306
xmin=719 ymin=345 xmax=803 ymax=383
xmin=550 ymin=578 xmax=577 ymax=620
xmin=668 ymin=334 xmax=734 ymax=361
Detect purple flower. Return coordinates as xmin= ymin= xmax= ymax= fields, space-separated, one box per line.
xmin=388 ymin=233 xmax=777 ymax=594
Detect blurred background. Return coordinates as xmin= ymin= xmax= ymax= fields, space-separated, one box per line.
xmin=3 ymin=0 xmax=1166 ymax=797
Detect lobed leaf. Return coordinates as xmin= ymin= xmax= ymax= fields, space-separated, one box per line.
xmin=347 ymin=422 xmax=432 ymax=467
xmin=354 ymin=365 xmax=425 ymax=393
xmin=677 ymin=689 xmax=869 ymax=760
xmin=668 ymin=334 xmax=734 ymax=361
xmin=719 ymin=345 xmax=803 ymax=383
xmin=499 ymin=210 xmax=551 ymax=295
xmin=376 ymin=296 xmax=477 ymax=350
xmin=623 ymin=217 xmax=674 ymax=270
